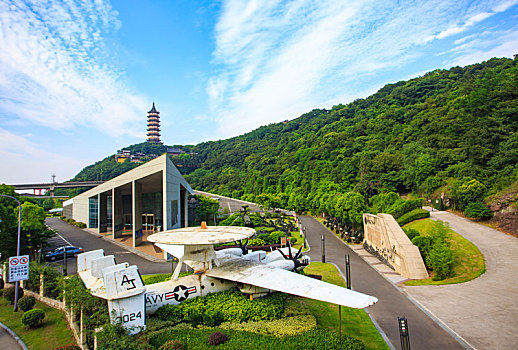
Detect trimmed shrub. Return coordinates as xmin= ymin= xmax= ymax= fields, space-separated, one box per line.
xmin=3 ymin=286 xmax=23 ymax=304
xmin=269 ymin=231 xmax=287 ymax=244
xmin=387 ymin=198 xmax=423 ymax=219
xmin=464 ymin=202 xmax=493 ymax=220
xmin=208 ymin=332 xmax=228 ymax=346
xmin=159 ymin=339 xmax=184 ymax=350
xmin=219 ymin=304 xmax=317 ymax=336
xmin=411 ymin=236 xmax=434 ymax=269
xmin=22 ymin=308 xmax=45 ymax=328
xmin=148 ymin=327 xmax=365 ymax=350
xmin=257 ymin=233 xmax=270 ymax=242
xmin=248 ymin=238 xmax=266 ymax=246
xmin=288 ymin=237 xmax=297 ymax=245
xmin=157 ymin=288 xmax=286 ymax=326
xmin=428 ymin=241 xmax=454 ymax=280
xmin=403 ymin=228 xmax=420 ymax=241
xmin=397 ymin=208 xmax=430 ymax=226
xmin=18 ymin=296 xmax=36 ymax=312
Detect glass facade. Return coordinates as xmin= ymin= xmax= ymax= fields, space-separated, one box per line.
xmin=142 ymin=192 xmax=163 ymax=230
xmin=107 ymin=195 xmax=112 ymax=223
xmin=89 ymin=197 xmax=98 ymax=228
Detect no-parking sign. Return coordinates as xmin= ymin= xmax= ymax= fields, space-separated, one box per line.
xmin=9 ymin=255 xmax=29 ymax=282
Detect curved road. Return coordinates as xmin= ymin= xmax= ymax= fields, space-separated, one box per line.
xmin=402 ymin=209 xmax=518 ymax=350
xmin=299 ymin=215 xmax=466 ymax=350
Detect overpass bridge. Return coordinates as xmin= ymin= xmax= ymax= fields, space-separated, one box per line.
xmin=8 ymin=181 xmax=105 ymax=197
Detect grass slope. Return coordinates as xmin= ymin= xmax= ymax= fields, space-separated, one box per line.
xmin=0 ymin=298 xmax=76 ymax=349
xmin=403 ymin=219 xmax=485 ymax=285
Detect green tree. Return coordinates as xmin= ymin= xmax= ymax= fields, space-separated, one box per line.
xmin=464 ymin=202 xmax=493 ymax=220
xmin=193 ymin=195 xmax=220 ymax=224
xmin=0 ymin=185 xmax=20 ymax=258
xmin=455 ymin=179 xmax=487 ymax=210
xmin=19 ymin=202 xmax=54 ymax=258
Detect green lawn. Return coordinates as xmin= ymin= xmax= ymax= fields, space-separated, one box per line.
xmin=298 ymin=262 xmax=389 ymax=350
xmin=403 ymin=219 xmax=486 ymax=286
xmin=0 ymin=297 xmax=76 ymax=350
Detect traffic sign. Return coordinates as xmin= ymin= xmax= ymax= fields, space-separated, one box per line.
xmin=9 ymin=255 xmax=29 ymax=282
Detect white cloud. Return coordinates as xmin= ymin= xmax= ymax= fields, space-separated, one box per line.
xmin=0 ymin=0 xmax=147 ymax=138
xmin=0 ymin=128 xmax=87 ymax=183
xmin=207 ymin=0 xmax=518 ymax=138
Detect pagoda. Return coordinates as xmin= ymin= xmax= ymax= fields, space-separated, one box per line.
xmin=147 ymin=102 xmax=161 ymax=143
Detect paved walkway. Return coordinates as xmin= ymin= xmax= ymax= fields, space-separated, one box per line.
xmin=299 ymin=216 xmax=466 ymax=350
xmin=401 ymin=209 xmax=518 ymax=350
xmin=0 ymin=322 xmax=26 ymax=350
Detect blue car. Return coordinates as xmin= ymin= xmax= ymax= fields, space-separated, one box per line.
xmin=44 ymin=246 xmax=83 ymax=261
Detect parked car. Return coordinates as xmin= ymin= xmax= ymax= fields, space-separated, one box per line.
xmin=44 ymin=246 xmax=83 ymax=261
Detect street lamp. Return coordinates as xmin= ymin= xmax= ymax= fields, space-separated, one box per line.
xmin=0 ymin=194 xmax=22 ymax=312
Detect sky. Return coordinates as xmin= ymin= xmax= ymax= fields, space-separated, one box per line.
xmin=0 ymin=0 xmax=517 ymax=184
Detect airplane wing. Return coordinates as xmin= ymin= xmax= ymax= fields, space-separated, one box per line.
xmin=205 ymin=259 xmax=377 ymax=309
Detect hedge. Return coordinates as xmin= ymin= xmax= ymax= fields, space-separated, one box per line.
xmin=61 ymin=217 xmax=87 ymax=228
xmin=147 ymin=327 xmax=365 ymax=350
xmin=397 ymin=208 xmax=430 ymax=226
xmin=387 ymin=198 xmax=423 ymax=219
xmin=156 ymin=288 xmax=286 ymax=326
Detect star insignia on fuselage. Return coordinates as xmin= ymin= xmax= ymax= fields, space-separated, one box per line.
xmin=173 ymin=285 xmax=189 ymax=302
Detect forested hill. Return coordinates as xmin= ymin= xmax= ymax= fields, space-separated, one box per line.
xmin=185 ymin=56 xmax=518 ymax=209
xmin=72 ymin=56 xmax=518 ymax=215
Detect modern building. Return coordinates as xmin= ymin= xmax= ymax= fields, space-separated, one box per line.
xmin=63 ymin=154 xmax=194 ymax=250
xmin=147 ymin=102 xmax=161 ymax=144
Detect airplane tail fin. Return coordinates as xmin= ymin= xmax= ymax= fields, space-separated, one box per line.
xmin=76 ymin=250 xmax=146 ymax=334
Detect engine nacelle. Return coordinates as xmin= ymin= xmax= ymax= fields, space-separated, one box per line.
xmin=267 ymin=259 xmax=295 ymax=270
xmin=237 ymin=283 xmax=270 ymax=298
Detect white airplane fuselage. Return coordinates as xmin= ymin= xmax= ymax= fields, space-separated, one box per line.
xmin=144 ymin=247 xmax=306 ymax=313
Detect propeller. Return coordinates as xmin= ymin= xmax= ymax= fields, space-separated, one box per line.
xmin=278 ymin=239 xmax=309 ymax=272
xmin=236 ymin=238 xmax=249 ymax=255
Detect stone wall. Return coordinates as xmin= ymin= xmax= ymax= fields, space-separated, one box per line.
xmin=363 ymin=213 xmax=428 ymax=280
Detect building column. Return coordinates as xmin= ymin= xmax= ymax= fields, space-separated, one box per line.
xmin=113 ymin=188 xmax=123 ymax=238
xmin=132 ymin=180 xmax=143 ymax=247
xmin=99 ymin=193 xmax=108 ymax=234
xmin=183 ymin=188 xmax=188 ymax=228
xmin=163 ymin=172 xmax=168 ymax=231
xmin=97 ymin=193 xmax=101 ymax=234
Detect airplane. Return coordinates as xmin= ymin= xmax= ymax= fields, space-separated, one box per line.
xmin=76 ymin=224 xmax=378 ymax=334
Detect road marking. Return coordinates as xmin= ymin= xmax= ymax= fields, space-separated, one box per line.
xmin=54 ymin=231 xmax=72 ymax=246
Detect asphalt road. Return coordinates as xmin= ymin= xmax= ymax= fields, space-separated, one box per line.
xmin=45 ymin=217 xmax=173 ymax=275
xmin=299 ymin=215 xmax=466 ymax=350
xmin=194 ymin=190 xmax=263 ymax=214
xmin=403 ymin=209 xmax=518 ymax=350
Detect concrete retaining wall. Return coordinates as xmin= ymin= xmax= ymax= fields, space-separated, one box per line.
xmin=363 ymin=213 xmax=428 ymax=279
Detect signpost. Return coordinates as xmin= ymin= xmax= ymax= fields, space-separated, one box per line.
xmin=9 ymin=255 xmax=29 ymax=282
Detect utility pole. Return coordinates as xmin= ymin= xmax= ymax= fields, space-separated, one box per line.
xmin=321 ymin=234 xmax=325 ymax=263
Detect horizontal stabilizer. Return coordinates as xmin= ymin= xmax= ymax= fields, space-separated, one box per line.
xmin=104 ymin=265 xmax=146 ymax=300
xmin=77 ymin=249 xmax=104 ymax=272
xmin=91 ymin=255 xmax=115 ymax=278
